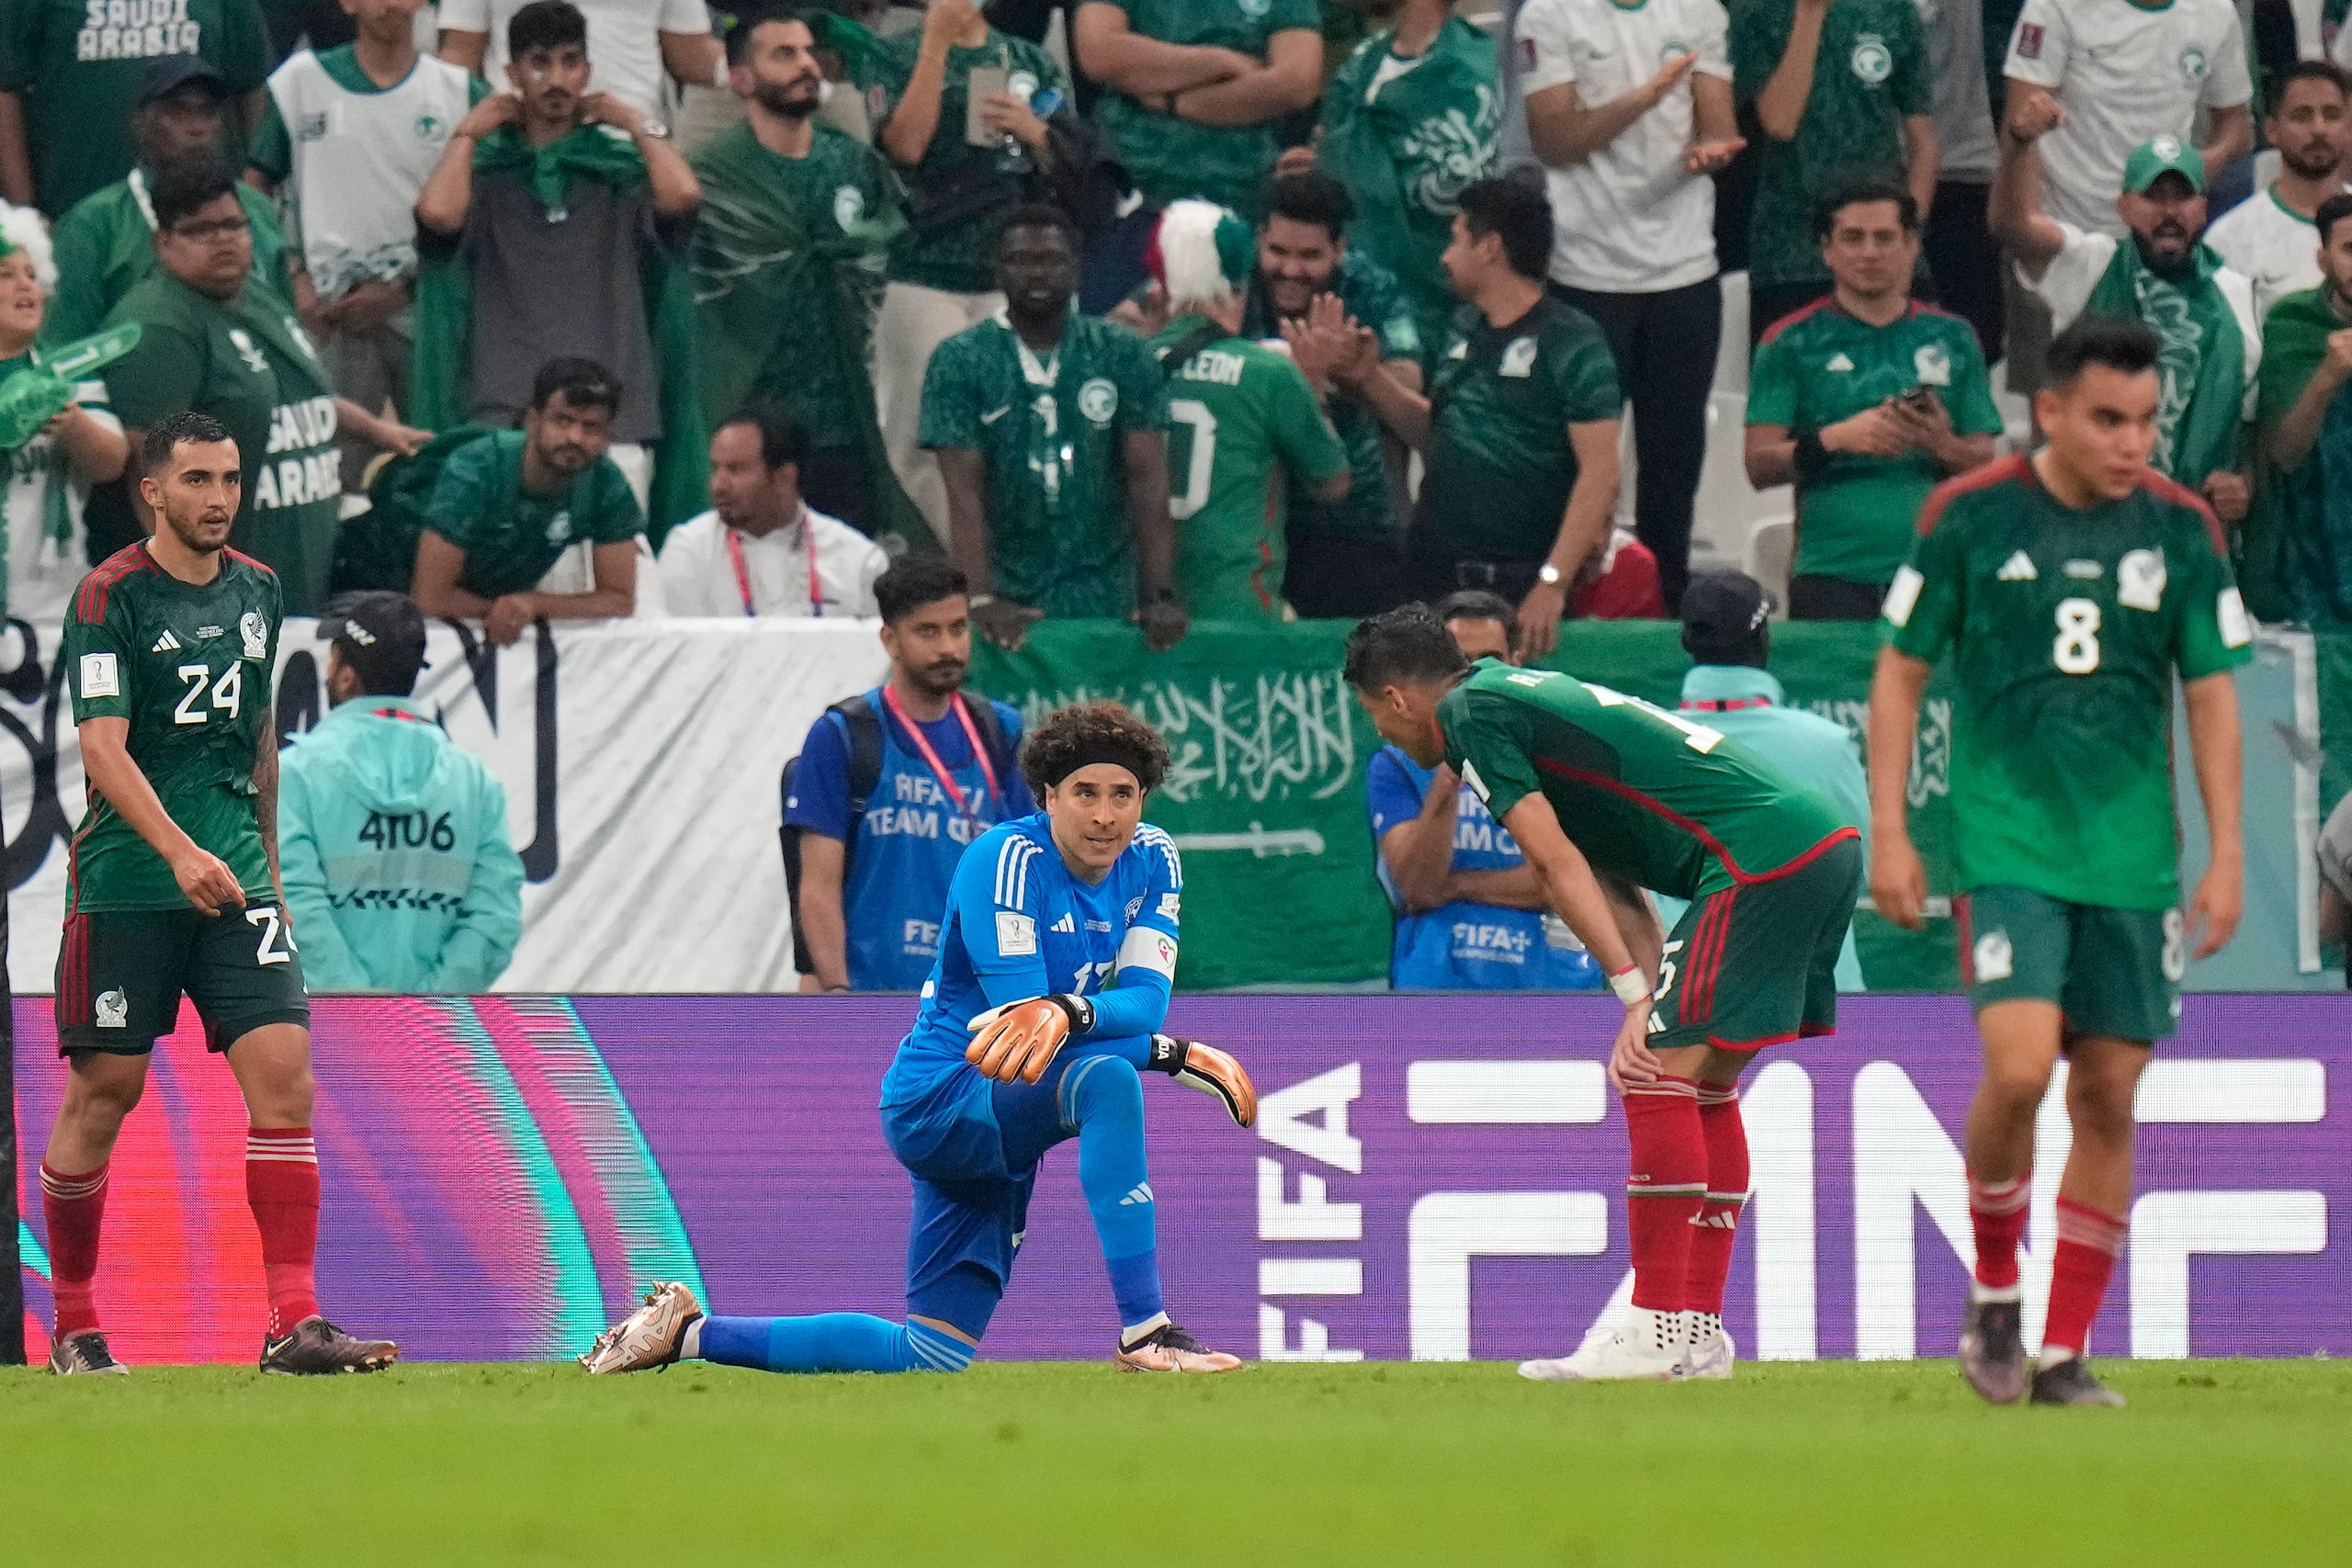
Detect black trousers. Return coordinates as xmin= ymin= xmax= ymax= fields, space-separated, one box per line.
xmin=1788 ymin=572 xmax=1888 ymax=622
xmin=1403 ymin=539 xmax=1545 ymax=606
xmin=1284 ymin=528 xmax=1410 ymax=620
xmin=798 ymin=446 xmax=876 ymax=539
xmin=1552 ymin=276 xmax=1723 ymax=614
xmin=1924 ymin=179 xmax=2005 ymax=367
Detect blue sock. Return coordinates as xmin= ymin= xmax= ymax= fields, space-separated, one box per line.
xmin=694 ymin=1314 xmax=972 ymax=1374
xmin=1063 ymin=1055 xmax=1165 ymax=1329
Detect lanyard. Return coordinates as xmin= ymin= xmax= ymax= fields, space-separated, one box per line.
xmin=882 ymin=684 xmax=1001 ymax=828
xmin=723 ymin=512 xmax=823 ymax=618
xmin=1680 ymin=697 xmax=1772 ymax=713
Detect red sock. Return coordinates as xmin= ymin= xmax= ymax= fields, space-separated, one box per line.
xmin=2042 ymin=1199 xmax=2126 ymax=1359
xmin=246 ymin=1127 xmax=321 ymax=1337
xmin=1623 ymin=1077 xmax=1705 ymax=1312
xmin=1684 ymin=1087 xmax=1749 ymax=1315
xmin=40 ymin=1160 xmax=109 ymax=1337
xmin=1967 ymin=1168 xmax=2032 ymax=1291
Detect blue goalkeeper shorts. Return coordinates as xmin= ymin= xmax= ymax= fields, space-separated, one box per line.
xmin=881 ymin=1056 xmax=1102 ymax=1342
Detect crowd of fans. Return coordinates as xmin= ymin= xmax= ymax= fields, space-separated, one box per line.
xmin=5 ymin=1 xmax=2350 ymax=638
xmin=2 ymin=0 xmax=2349 ymax=992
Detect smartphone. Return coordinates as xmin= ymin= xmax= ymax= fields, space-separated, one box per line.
xmin=1899 ymin=384 xmax=1939 ymax=413
xmin=967 ymin=65 xmax=1010 ymax=146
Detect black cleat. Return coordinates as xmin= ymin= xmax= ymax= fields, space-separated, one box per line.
xmin=2030 ymin=1356 xmax=2126 ymax=1407
xmin=1959 ymin=1296 xmax=2028 ymax=1404
xmin=259 ymin=1316 xmax=399 ymax=1375
xmin=47 ymin=1329 xmax=130 ymax=1375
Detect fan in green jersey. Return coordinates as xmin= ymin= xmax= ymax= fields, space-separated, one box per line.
xmin=1347 ymin=604 xmax=1860 ymax=1384
xmin=1145 ymin=198 xmax=1351 ymax=621
xmin=1871 ymin=316 xmax=2250 ymax=1410
xmin=42 ymin=412 xmax=398 ymax=1379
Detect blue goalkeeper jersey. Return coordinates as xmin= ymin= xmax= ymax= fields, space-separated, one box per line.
xmin=882 ymin=813 xmax=1184 ymax=1107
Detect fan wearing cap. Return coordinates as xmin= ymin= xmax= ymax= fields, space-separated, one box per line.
xmin=1144 ymin=198 xmax=1350 ymax=621
xmin=582 ymin=699 xmax=1261 ymax=1380
xmin=1995 ymin=126 xmax=2259 ymax=525
xmin=40 ymin=56 xmax=291 ymax=347
xmin=277 ymin=592 xmax=524 ymax=994
xmin=0 ymin=206 xmax=130 ymax=626
xmin=1669 ymin=571 xmax=1865 ymax=991
xmin=0 ymin=2 xmax=272 ymax=218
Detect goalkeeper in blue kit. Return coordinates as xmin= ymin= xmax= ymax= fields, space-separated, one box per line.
xmin=583 ymin=702 xmax=1259 ymax=1375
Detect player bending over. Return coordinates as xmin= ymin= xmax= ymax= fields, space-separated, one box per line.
xmin=1347 ymin=607 xmax=1860 ymax=1381
xmin=41 ymin=412 xmax=397 ymax=1375
xmin=1871 ymin=316 xmax=2247 ymax=1408
xmin=584 ymin=701 xmax=1259 ymax=1376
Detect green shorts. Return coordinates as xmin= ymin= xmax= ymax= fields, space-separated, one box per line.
xmin=1650 ymin=831 xmax=1862 ymax=1052
xmin=55 ymin=905 xmax=311 ymax=1055
xmin=1957 ymin=886 xmax=2182 ymax=1043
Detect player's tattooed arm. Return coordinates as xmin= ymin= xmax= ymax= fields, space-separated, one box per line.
xmin=1598 ymin=873 xmax=1663 ymax=981
xmin=1496 ymin=791 xmax=1645 ymax=980
xmin=78 ymin=716 xmax=244 ymax=917
xmin=2182 ymin=671 xmax=2245 ymax=959
xmin=1864 ymin=646 xmax=1932 ymax=931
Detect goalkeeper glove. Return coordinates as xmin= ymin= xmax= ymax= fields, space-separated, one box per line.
xmin=966 ymin=994 xmax=1096 ymax=1084
xmin=1148 ymin=1034 xmax=1257 ymax=1128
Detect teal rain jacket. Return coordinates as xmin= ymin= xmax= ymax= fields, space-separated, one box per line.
xmin=277 ymin=697 xmax=525 ymax=992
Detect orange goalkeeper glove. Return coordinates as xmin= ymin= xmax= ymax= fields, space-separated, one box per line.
xmin=1147 ymin=1034 xmax=1257 ymax=1127
xmin=966 ymin=994 xmax=1096 ymax=1084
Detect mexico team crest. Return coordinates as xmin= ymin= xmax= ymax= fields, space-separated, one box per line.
xmin=241 ymin=612 xmax=268 ymax=660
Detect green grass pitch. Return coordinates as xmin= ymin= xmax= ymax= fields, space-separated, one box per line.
xmin=5 ymin=1359 xmax=2347 ymax=1564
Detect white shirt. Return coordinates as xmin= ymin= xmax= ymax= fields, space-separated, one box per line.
xmin=266 ymin=49 xmax=477 ymax=300
xmin=439 ymin=0 xmax=710 ymax=124
xmin=657 ymin=506 xmax=888 ymax=619
xmin=1516 ymin=0 xmax=1730 ymax=293
xmin=1914 ymin=0 xmax=1996 ymax=182
xmin=4 ymin=369 xmax=119 ymax=627
xmin=2003 ymin=0 xmax=2252 ymax=237
xmin=2021 ymin=222 xmax=2262 ymax=417
xmin=2206 ymin=184 xmax=2346 ymax=326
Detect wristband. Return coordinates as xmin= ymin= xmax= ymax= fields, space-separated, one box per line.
xmin=1792 ymin=428 xmax=1829 ymax=483
xmin=1044 ymin=993 xmax=1098 ymax=1034
xmin=1607 ymin=965 xmax=1651 ymax=1006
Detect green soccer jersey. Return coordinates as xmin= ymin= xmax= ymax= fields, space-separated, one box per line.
xmin=1317 ymin=16 xmax=1499 ymax=345
xmin=1150 ymin=316 xmax=1350 ymax=619
xmin=42 ymin=175 xmax=291 ymax=346
xmin=1747 ymin=299 xmax=2003 ymax=586
xmin=1438 ymin=660 xmax=1849 ymax=899
xmin=1239 ymin=250 xmax=1419 ymax=543
xmin=0 ymin=0 xmax=273 ymax=217
xmin=920 ymin=310 xmax=1168 ymax=617
xmin=62 ymin=544 xmax=282 ymax=914
xmin=859 ymin=29 xmax=1069 ymax=295
xmin=1731 ymin=0 xmax=1928 ymax=289
xmin=1416 ymin=295 xmax=1621 ymax=561
xmin=420 ymin=430 xmax=645 ymax=600
xmin=1883 ymin=457 xmax=2255 ymax=910
xmin=1093 ymin=0 xmax=1322 ymax=211
xmin=101 ymin=272 xmax=344 ymax=615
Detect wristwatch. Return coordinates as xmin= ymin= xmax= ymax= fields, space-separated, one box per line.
xmin=1536 ymin=562 xmax=1565 ymax=588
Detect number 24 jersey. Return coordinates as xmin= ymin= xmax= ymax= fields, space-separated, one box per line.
xmin=63 ymin=544 xmax=283 ymax=914
xmin=1883 ymin=456 xmax=2252 ymax=911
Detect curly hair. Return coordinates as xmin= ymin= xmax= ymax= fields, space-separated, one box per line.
xmin=1021 ymin=701 xmax=1170 ymax=797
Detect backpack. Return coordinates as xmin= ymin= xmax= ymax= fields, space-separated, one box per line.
xmin=779 ymin=692 xmax=1020 ymax=977
xmin=330 ymin=423 xmax=501 ymax=596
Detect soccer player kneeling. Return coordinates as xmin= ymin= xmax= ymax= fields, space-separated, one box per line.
xmin=1348 ymin=607 xmax=1861 ymax=1381
xmin=1871 ymin=317 xmax=2249 ymax=1408
xmin=583 ymin=702 xmax=1257 ymax=1376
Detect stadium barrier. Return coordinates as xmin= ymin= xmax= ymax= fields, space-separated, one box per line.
xmin=0 ymin=617 xmax=2342 ymax=995
xmin=11 ymin=994 xmax=2341 ymax=1366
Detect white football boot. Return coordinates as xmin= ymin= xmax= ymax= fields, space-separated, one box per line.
xmin=582 ymin=1280 xmax=702 ymax=1374
xmin=1519 ymin=1305 xmax=1687 ymax=1382
xmin=1681 ymin=1312 xmax=1736 ymax=1380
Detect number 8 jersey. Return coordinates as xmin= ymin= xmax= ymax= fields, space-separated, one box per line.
xmin=62 ymin=544 xmax=283 ymax=913
xmin=1883 ymin=455 xmax=2253 ymax=911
